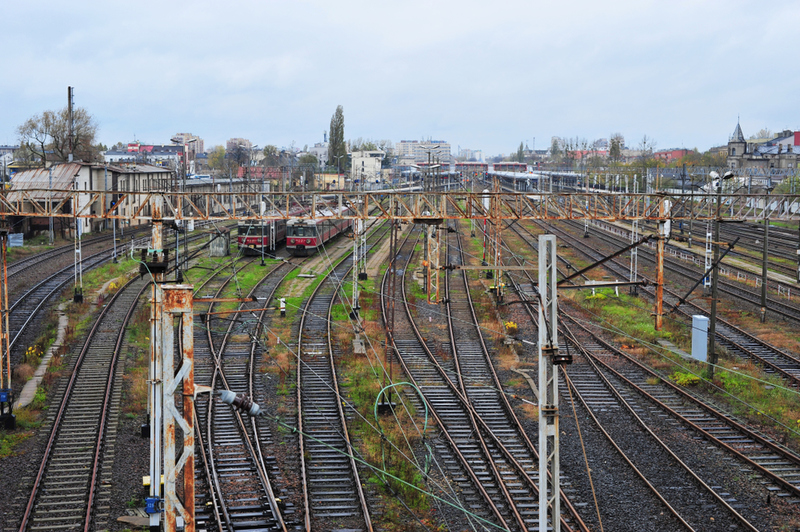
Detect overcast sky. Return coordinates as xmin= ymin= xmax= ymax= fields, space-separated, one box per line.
xmin=2 ymin=1 xmax=798 ymax=157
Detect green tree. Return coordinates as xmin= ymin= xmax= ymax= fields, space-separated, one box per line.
xmin=17 ymin=111 xmax=56 ymax=167
xmin=517 ymin=142 xmax=524 ymax=163
xmin=208 ymin=146 xmax=226 ymax=172
xmin=328 ymin=105 xmax=346 ymax=170
xmin=50 ymin=106 xmax=99 ymax=162
xmin=262 ymin=145 xmax=280 ymax=166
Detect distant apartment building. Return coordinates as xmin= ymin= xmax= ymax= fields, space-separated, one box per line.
xmin=308 ymin=142 xmax=329 ymax=167
xmin=104 ymin=143 xmax=183 ymax=167
xmin=458 ymin=148 xmax=484 ymax=162
xmin=351 ymin=150 xmax=385 ymax=185
xmin=0 ymin=145 xmax=18 ymax=157
xmin=395 ymin=140 xmax=452 ymax=165
xmin=172 ymin=133 xmax=204 ymax=156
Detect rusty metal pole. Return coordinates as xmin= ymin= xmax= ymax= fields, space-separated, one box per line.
xmin=161 ymin=285 xmax=194 ymax=532
xmin=655 ymin=230 xmax=664 ymax=330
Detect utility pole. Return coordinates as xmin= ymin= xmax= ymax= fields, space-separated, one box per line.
xmin=67 ymin=86 xmax=74 ymax=163
xmin=707 ymin=171 xmax=733 ymax=379
xmin=654 ymin=199 xmax=670 ymax=331
xmin=0 ymin=228 xmax=13 ymax=430
xmin=761 ymin=180 xmax=774 ymax=322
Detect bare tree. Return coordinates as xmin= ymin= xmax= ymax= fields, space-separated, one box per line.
xmin=17 ymin=111 xmax=56 ymax=167
xmin=17 ymin=106 xmax=99 ymax=165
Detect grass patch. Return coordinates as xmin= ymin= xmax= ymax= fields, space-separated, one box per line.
xmin=338 ymin=351 xmax=432 ymax=523
xmin=123 ymin=302 xmax=151 ymax=416
xmin=0 ymin=430 xmax=33 ymax=458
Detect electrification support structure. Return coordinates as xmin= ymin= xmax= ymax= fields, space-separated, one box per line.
xmin=538 ymin=234 xmax=560 ymax=532
xmin=157 ymin=284 xmax=195 ymax=532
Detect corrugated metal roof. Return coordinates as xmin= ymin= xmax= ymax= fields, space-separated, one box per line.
xmin=7 ymin=163 xmax=82 ymax=201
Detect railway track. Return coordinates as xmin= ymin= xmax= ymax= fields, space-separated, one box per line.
xmin=8 ymin=245 xmax=122 ymax=356
xmin=634 ymin=217 xmax=799 ymax=281
xmin=442 ymin=223 xmax=590 ymax=531
xmin=15 ymin=276 xmax=149 ymax=531
xmin=533 ymin=220 xmax=800 ymax=390
xmin=382 ymin=225 xmax=588 ymax=532
xmin=295 ymin=222 xmax=390 ymax=531
xmin=585 ymin=218 xmax=800 ymax=323
xmin=496 ymin=225 xmax=789 ymax=529
xmin=562 ymin=312 xmax=800 ymax=503
xmin=193 ymin=255 xmax=289 ymax=532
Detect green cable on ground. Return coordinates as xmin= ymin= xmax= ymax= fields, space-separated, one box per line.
xmin=373 ymin=382 xmax=433 ymax=481
xmin=271 ymin=414 xmax=508 ymax=531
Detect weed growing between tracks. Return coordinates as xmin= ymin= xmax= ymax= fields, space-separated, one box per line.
xmin=338 ymin=347 xmax=435 ymax=529
xmin=566 ymin=289 xmax=800 ymax=451
xmin=123 ymin=302 xmax=151 ymax=417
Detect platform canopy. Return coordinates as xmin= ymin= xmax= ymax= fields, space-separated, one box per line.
xmin=1 ymin=189 xmax=798 ymax=223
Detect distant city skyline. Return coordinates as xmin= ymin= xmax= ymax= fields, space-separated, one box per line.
xmin=2 ymin=1 xmax=798 ymax=158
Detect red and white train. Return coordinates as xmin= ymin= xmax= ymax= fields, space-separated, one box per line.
xmin=286 ymin=205 xmax=353 ymax=256
xmin=237 ymin=204 xmax=308 ymax=256
xmin=237 ymin=218 xmax=288 ymax=256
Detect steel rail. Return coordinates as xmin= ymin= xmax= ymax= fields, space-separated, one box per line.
xmin=83 ymin=280 xmax=150 ymax=531
xmin=199 ymin=256 xmax=288 ymax=532
xmin=500 ymin=225 xmax=758 ymax=531
xmin=193 ymin=253 xmax=260 ymax=531
xmin=562 ymin=311 xmax=800 ymax=500
xmin=295 ymin=220 xmax=387 ymax=531
xmin=246 ymin=264 xmax=298 ymax=526
xmin=211 ymin=259 xmax=293 ymax=532
xmin=448 ymin=223 xmax=591 ymax=532
xmin=586 ymin=218 xmax=800 ymax=322
xmin=537 ymin=220 xmax=800 ymax=389
xmin=505 ymin=218 xmax=800 ymax=501
xmin=383 ymin=229 xmax=513 ymax=531
xmin=17 ymin=274 xmax=145 ymax=532
xmin=559 ymin=319 xmax=761 ymax=531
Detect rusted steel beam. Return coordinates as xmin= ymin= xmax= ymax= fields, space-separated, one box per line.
xmin=2 ymin=189 xmax=799 ymax=222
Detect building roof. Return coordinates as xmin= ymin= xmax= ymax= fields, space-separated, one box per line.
xmin=8 ymin=162 xmax=83 ymax=202
xmin=731 ymin=121 xmax=745 ymax=142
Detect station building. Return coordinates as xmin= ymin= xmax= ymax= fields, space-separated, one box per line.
xmin=727 ymin=122 xmax=799 ymax=171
